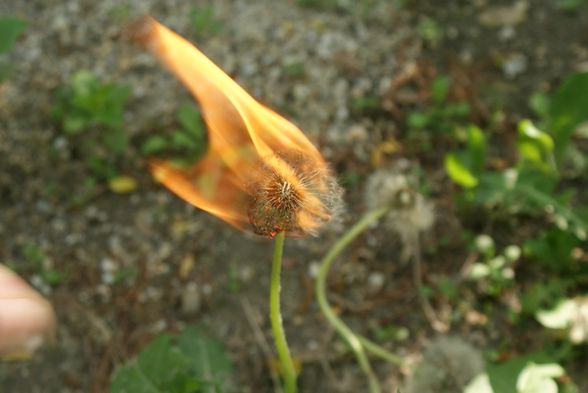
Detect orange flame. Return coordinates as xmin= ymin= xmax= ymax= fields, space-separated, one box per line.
xmin=135 ymin=17 xmax=340 ymax=237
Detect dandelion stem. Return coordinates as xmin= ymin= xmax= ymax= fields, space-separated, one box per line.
xmin=411 ymin=232 xmax=447 ymax=332
xmin=270 ymin=231 xmax=297 ymax=393
xmin=316 ymin=207 xmax=404 ymax=393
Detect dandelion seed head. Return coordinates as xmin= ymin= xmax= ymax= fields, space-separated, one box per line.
xmin=406 ymin=336 xmax=484 ymax=393
xmin=248 ymin=153 xmax=343 ymax=237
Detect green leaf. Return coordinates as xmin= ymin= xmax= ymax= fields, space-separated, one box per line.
xmin=63 ymin=115 xmax=88 ymax=134
xmin=517 ymin=120 xmax=555 ymax=173
xmin=529 ymin=92 xmax=550 ymax=120
xmin=172 ymin=131 xmax=198 ymax=150
xmin=142 ymin=136 xmax=170 ymax=155
xmin=549 ymin=71 xmax=588 ymax=162
xmin=523 ymin=228 xmax=580 ymax=272
xmin=466 ymin=125 xmax=486 ymax=174
xmin=177 ymin=103 xmax=204 ymax=135
xmin=0 ymin=16 xmax=26 ymax=54
xmin=431 ymin=76 xmax=450 ymax=104
xmin=555 ymin=0 xmax=583 ymax=11
xmin=408 ymin=111 xmax=430 ymax=129
xmin=445 ymin=152 xmax=478 ymax=188
xmin=110 ymin=326 xmax=232 ymax=393
xmin=111 ymin=334 xmax=200 ymax=393
xmin=177 ymin=326 xmax=232 ymax=391
xmin=486 ymin=353 xmax=551 ymax=393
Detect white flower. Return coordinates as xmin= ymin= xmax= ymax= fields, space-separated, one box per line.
xmin=517 ymin=363 xmax=564 ymax=393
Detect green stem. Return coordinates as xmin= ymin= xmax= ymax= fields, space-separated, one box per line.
xmin=270 ymin=232 xmax=297 ymax=393
xmin=316 ymin=207 xmax=403 ymax=393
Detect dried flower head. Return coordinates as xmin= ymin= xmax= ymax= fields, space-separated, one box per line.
xmin=248 ymin=153 xmax=343 ymax=237
xmin=365 ymin=168 xmax=435 ymax=257
xmin=134 ymin=18 xmax=342 ymax=237
xmin=406 ymin=336 xmax=484 ymax=393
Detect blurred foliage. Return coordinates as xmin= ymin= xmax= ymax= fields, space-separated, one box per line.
xmin=0 ymin=16 xmax=26 ymax=81
xmin=547 ymin=72 xmax=588 ymax=163
xmin=142 ymin=103 xmax=207 ymax=165
xmin=21 ymin=243 xmax=65 ymax=287
xmin=111 ymin=326 xmax=233 ymax=393
xmin=52 ymin=71 xmax=132 ymax=186
xmin=407 ymin=76 xmax=470 ymax=149
xmin=190 ymin=6 xmax=222 ymax=37
xmin=417 ymin=17 xmax=442 ymax=46
xmin=52 ymin=70 xmax=130 ymax=137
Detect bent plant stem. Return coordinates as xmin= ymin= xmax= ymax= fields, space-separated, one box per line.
xmin=410 ymin=232 xmax=448 ymax=332
xmin=316 ymin=207 xmax=403 ymax=393
xmin=270 ymin=231 xmax=297 ymax=393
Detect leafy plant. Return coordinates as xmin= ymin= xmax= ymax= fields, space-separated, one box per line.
xmin=52 ymin=70 xmax=130 ymax=137
xmin=444 ymin=125 xmax=487 ymax=188
xmin=545 ymin=71 xmax=588 ymax=164
xmin=466 ymin=356 xmax=574 ymax=393
xmin=0 ymin=16 xmax=26 ymax=81
xmin=142 ymin=103 xmax=207 ymax=165
xmin=53 ymin=71 xmax=133 ymax=185
xmin=111 ymin=326 xmax=233 ymax=393
xmin=407 ymin=76 xmax=470 ymax=148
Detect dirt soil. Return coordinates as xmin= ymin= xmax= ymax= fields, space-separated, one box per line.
xmin=1 ymin=0 xmax=587 ymax=392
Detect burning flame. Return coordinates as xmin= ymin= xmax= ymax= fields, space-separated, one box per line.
xmin=134 ymin=17 xmax=340 ymax=237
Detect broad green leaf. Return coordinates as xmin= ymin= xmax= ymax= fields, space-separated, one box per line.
xmin=111 ymin=334 xmax=201 ymax=393
xmin=445 ymin=153 xmax=478 ymax=188
xmin=523 ymin=228 xmax=580 ymax=272
xmin=549 ymin=71 xmax=588 ymax=162
xmin=0 ymin=16 xmax=26 ymax=54
xmin=110 ymin=326 xmax=232 ymax=393
xmin=486 ymin=353 xmax=551 ymax=393
xmin=177 ymin=326 xmax=232 ymax=392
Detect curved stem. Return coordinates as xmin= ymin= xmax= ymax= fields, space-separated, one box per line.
xmin=411 ymin=231 xmax=448 ymax=332
xmin=316 ymin=207 xmax=403 ymax=393
xmin=270 ymin=232 xmax=297 ymax=393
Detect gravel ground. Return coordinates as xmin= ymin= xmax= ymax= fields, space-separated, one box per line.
xmin=1 ymin=0 xmax=587 ymax=392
